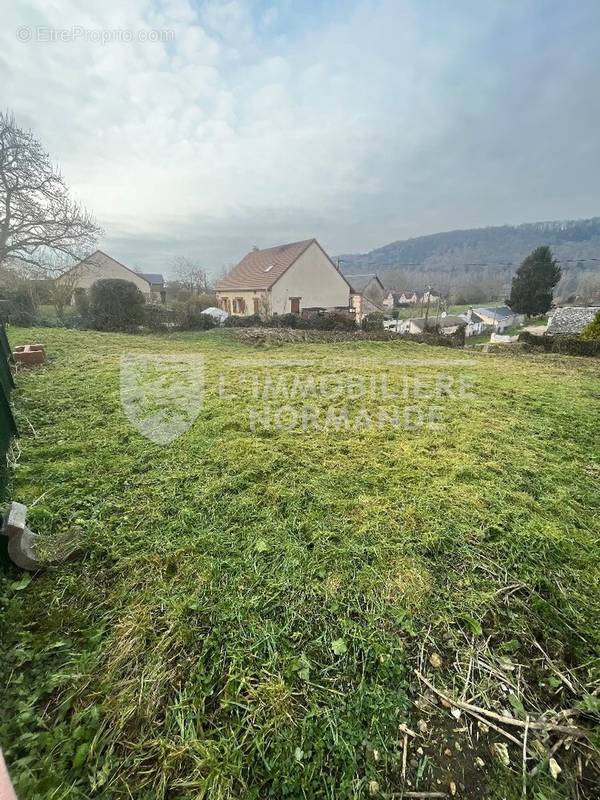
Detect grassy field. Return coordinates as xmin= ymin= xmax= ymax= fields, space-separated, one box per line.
xmin=1 ymin=327 xmax=599 ymax=799
xmin=392 ymin=301 xmax=505 ymax=321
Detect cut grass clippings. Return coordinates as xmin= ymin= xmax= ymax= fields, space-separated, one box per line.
xmin=0 ymin=327 xmax=599 ymax=799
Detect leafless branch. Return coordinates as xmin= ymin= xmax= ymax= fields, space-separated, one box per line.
xmin=0 ymin=110 xmax=102 ymax=274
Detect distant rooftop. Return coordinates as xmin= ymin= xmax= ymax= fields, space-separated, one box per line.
xmin=547 ymin=306 xmax=600 ymax=335
xmin=473 ymin=305 xmax=516 ymax=320
xmin=409 ymin=315 xmax=465 ymax=331
xmin=215 ymin=239 xmax=317 ymax=291
xmin=347 ymin=273 xmax=383 ymax=293
xmin=138 ymin=272 xmax=164 ymax=285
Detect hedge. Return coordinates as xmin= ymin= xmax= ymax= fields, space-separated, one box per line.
xmin=518 ymin=331 xmax=600 ymax=357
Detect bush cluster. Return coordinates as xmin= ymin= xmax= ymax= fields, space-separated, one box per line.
xmin=518 ymin=330 xmax=600 ymax=357
xmin=581 ymin=310 xmax=600 ymax=340
xmin=173 ymin=302 xmax=216 ymax=331
xmin=362 ymin=311 xmax=385 ymax=332
xmin=0 ymin=286 xmax=37 ymax=326
xmin=224 ymin=313 xmax=263 ymax=328
xmin=89 ymin=279 xmax=146 ymax=332
xmin=224 ymin=311 xmax=358 ymax=331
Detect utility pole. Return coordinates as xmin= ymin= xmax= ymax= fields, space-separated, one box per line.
xmin=435 ymin=295 xmax=441 ymax=326
xmin=424 ymin=285 xmax=432 ymax=329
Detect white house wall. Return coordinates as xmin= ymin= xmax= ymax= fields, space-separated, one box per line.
xmin=66 ymin=253 xmax=151 ymax=296
xmin=270 ymin=242 xmax=350 ymax=314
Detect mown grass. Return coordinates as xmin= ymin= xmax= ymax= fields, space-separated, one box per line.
xmin=1 ymin=327 xmax=599 ymax=799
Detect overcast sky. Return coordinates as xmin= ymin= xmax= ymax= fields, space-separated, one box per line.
xmin=2 ymin=0 xmax=600 ymax=276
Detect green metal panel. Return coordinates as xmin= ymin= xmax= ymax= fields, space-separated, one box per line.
xmin=0 ymin=384 xmax=17 ymax=453
xmin=0 ymin=355 xmax=14 ymax=397
xmin=0 ymin=323 xmax=17 ymax=500
xmin=0 ymin=322 xmax=11 ymax=361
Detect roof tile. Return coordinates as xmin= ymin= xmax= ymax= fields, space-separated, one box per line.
xmin=215 ymin=239 xmax=315 ymax=291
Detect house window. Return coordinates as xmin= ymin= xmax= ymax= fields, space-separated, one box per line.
xmin=233 ymin=298 xmax=246 ymax=314
xmin=290 ymin=297 xmax=300 ymax=314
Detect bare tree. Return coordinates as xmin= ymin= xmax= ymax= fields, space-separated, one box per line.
xmin=45 ymin=254 xmax=87 ymax=320
xmin=173 ymin=256 xmax=209 ymax=294
xmin=0 ymin=111 xmax=102 ymax=273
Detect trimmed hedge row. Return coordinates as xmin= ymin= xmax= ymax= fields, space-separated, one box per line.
xmin=228 ymin=326 xmax=465 ymax=348
xmin=224 ymin=312 xmax=358 ymax=331
xmin=518 ymin=331 xmax=600 ymax=357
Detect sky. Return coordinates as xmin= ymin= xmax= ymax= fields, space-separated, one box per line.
xmin=2 ymin=0 xmax=600 ymax=277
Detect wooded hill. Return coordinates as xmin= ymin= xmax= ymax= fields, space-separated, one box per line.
xmin=338 ymin=218 xmax=600 ymax=303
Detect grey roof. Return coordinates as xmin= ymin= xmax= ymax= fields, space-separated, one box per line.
xmin=409 ymin=315 xmax=464 ymax=331
xmin=473 ymin=305 xmax=516 ymax=320
xmin=139 ymin=272 xmax=165 ymax=285
xmin=438 ymin=315 xmax=466 ymax=327
xmin=467 ymin=310 xmax=485 ymax=323
xmin=348 ymin=273 xmax=383 ymax=293
xmin=546 ymin=306 xmax=600 ymax=335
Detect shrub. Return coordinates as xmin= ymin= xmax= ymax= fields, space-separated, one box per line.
xmin=581 ymin=310 xmax=600 ymax=340
xmin=143 ymin=304 xmax=176 ymax=332
xmin=193 ymin=293 xmax=218 ymax=310
xmin=518 ymin=331 xmax=600 ymax=357
xmin=224 ymin=314 xmax=262 ymax=328
xmin=0 ymin=286 xmax=37 ymax=326
xmin=89 ymin=279 xmax=146 ymax=332
xmin=401 ymin=330 xmax=461 ymax=348
xmin=362 ymin=311 xmax=385 ymax=332
xmin=552 ymin=337 xmax=600 ymax=356
xmin=305 ymin=312 xmax=356 ymax=331
xmin=450 ymin=324 xmax=466 ymax=347
xmin=269 ymin=313 xmax=301 ymax=329
xmin=174 ymin=302 xmax=216 ymax=331
xmin=73 ymin=288 xmax=90 ymax=321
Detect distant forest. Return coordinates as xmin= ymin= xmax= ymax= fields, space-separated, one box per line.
xmin=338 ymin=218 xmax=600 ymax=304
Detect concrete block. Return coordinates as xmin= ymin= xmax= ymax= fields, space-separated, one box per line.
xmin=1 ymin=501 xmax=27 ymax=538
xmin=8 ymin=527 xmax=40 ymax=571
xmin=12 ymin=345 xmax=46 ymax=365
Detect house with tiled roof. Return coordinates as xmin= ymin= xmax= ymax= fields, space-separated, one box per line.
xmin=546 ymin=306 xmax=600 ymax=335
xmin=215 ymin=239 xmax=351 ymax=317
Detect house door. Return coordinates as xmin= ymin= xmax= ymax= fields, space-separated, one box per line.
xmin=253 ymin=298 xmax=260 ymax=315
xmin=290 ymin=297 xmax=300 ymax=314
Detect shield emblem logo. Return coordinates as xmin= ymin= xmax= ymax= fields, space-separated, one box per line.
xmin=120 ymin=354 xmax=204 ymax=444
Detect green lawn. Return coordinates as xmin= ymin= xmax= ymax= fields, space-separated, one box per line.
xmin=391 ymin=301 xmax=505 ymax=320
xmin=1 ymin=327 xmax=599 ymax=799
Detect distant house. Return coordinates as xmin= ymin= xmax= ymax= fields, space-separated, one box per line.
xmin=58 ymin=250 xmax=165 ymax=303
xmin=347 ymin=274 xmax=386 ymax=321
xmin=546 ymin=306 xmax=600 ymax=335
xmin=459 ymin=308 xmax=489 ymax=337
xmin=382 ymin=291 xmax=395 ymax=309
xmin=422 ymin=290 xmax=439 ymax=305
xmin=400 ymin=314 xmax=465 ymax=336
xmin=138 ymin=272 xmax=166 ymax=299
xmin=397 ymin=290 xmax=420 ymax=305
xmin=215 ymin=238 xmax=351 ymax=317
xmin=472 ymin=306 xmax=525 ymax=332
